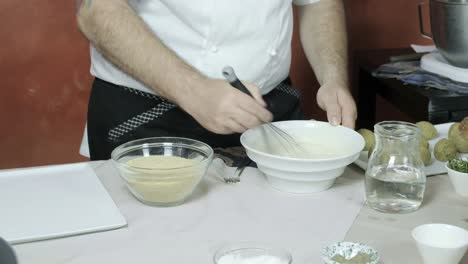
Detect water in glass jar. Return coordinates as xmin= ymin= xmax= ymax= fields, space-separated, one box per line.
xmin=365 ymin=165 xmax=425 ymax=213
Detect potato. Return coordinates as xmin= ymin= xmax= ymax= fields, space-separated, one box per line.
xmin=449 ymin=123 xmax=460 ymax=141
xmin=379 ymin=152 xmax=391 ymax=164
xmin=420 ymin=146 xmax=432 ymax=166
xmin=368 ymin=146 xmax=374 ymax=159
xmin=434 ymin=138 xmax=458 ymax=161
xmin=416 ymin=121 xmax=438 ymax=140
xmin=452 ymin=129 xmax=468 ymax=153
xmin=460 ymin=117 xmax=468 ymax=140
xmin=420 ymin=138 xmax=429 ymax=150
xmin=358 ymin=128 xmax=375 ymax=152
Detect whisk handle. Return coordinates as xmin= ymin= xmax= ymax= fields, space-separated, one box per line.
xmin=222 ymin=66 xmax=273 ymax=111
xmin=230 ymin=79 xmax=251 ymax=96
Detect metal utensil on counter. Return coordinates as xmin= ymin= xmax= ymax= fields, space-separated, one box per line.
xmin=222 ymin=66 xmax=309 ymax=158
xmin=222 ymin=156 xmax=251 ymax=183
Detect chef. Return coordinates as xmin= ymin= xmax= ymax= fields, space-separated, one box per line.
xmin=76 ymin=0 xmax=357 ymax=160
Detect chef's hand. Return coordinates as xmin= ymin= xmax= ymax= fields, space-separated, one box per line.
xmin=181 ymin=78 xmax=273 ymax=134
xmin=316 ymin=81 xmax=357 ymax=129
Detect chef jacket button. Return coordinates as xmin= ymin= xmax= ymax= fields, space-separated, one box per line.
xmin=269 ymin=48 xmax=277 ymax=57
xmin=211 ymin=45 xmax=219 ymax=53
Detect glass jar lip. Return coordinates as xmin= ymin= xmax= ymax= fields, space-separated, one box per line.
xmin=374 ymin=121 xmax=421 ymax=139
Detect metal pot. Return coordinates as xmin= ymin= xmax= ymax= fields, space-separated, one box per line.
xmin=419 ymin=0 xmax=468 ymax=68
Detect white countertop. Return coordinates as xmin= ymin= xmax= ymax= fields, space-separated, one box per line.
xmin=9 ymin=161 xmax=468 ymax=264
xmin=345 ymin=171 xmax=468 ymax=264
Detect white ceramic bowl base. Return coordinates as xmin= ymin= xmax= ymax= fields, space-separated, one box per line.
xmin=259 ymin=166 xmax=346 ymax=193
xmin=241 ymin=121 xmax=364 ymax=194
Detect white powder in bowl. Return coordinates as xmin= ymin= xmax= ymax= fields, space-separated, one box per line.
xmin=217 ymin=254 xmax=287 ymax=264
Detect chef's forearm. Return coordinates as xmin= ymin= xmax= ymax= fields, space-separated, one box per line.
xmin=297 ymin=0 xmax=348 ymax=87
xmin=76 ymin=0 xmax=205 ymax=105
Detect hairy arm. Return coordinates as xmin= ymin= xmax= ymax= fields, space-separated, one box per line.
xmin=76 ymin=0 xmax=202 ymax=104
xmin=297 ymin=0 xmax=356 ymax=128
xmin=76 ymin=0 xmax=271 ymax=134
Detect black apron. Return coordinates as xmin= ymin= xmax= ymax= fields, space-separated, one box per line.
xmin=87 ymin=78 xmax=304 ymax=160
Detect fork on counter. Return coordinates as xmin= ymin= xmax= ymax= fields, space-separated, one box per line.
xmin=223 ymin=156 xmax=252 ymax=183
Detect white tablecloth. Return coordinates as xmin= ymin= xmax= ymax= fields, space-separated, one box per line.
xmin=13 ymin=161 xmax=366 ymax=264
xmin=346 ymin=173 xmax=468 ymax=264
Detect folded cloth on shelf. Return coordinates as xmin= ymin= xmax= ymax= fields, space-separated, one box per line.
xmin=373 ymin=61 xmax=468 ymax=94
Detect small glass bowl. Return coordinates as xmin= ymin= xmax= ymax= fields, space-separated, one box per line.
xmin=322 ymin=241 xmax=379 ymax=264
xmin=213 ymin=242 xmax=292 ymax=264
xmin=111 ymin=137 xmax=213 ymax=207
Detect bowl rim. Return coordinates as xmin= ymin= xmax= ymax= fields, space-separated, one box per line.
xmin=412 ymin=223 xmax=468 ymax=249
xmin=445 ymin=161 xmax=468 ymax=175
xmin=240 ymin=120 xmax=365 ymax=162
xmin=111 ymin=137 xmax=214 ymax=171
xmin=213 ymin=242 xmax=293 ymax=264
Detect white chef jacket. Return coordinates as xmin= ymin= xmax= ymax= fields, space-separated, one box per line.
xmin=81 ymin=0 xmax=320 ymax=158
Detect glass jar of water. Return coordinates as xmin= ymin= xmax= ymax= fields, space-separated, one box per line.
xmin=365 ymin=121 xmax=426 ymax=213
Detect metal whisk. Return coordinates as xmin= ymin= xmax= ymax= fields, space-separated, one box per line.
xmin=222 ymin=66 xmax=309 ymax=158
xmin=263 ymin=122 xmax=309 ymax=158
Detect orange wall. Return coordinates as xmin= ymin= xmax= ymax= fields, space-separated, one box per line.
xmin=0 ymin=1 xmax=92 ymax=169
xmin=0 ymin=1 xmax=432 ymax=169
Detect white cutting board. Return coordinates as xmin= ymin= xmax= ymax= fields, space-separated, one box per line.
xmin=0 ymin=163 xmax=127 ymax=244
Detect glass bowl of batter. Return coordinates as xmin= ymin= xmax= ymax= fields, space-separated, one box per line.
xmin=111 ymin=137 xmax=214 ymax=207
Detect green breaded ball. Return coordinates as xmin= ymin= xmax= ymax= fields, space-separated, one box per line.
xmin=434 ymin=138 xmax=458 ymax=162
xmin=416 ymin=121 xmax=438 ymax=140
xmin=358 ymin=128 xmax=375 ymax=152
xmin=452 ymin=129 xmax=468 ymax=153
xmin=420 ymin=146 xmax=432 ymax=166
xmin=449 ymin=123 xmax=460 ymax=141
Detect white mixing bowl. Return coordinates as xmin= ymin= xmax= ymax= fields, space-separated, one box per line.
xmin=240 ymin=120 xmax=365 ymax=193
